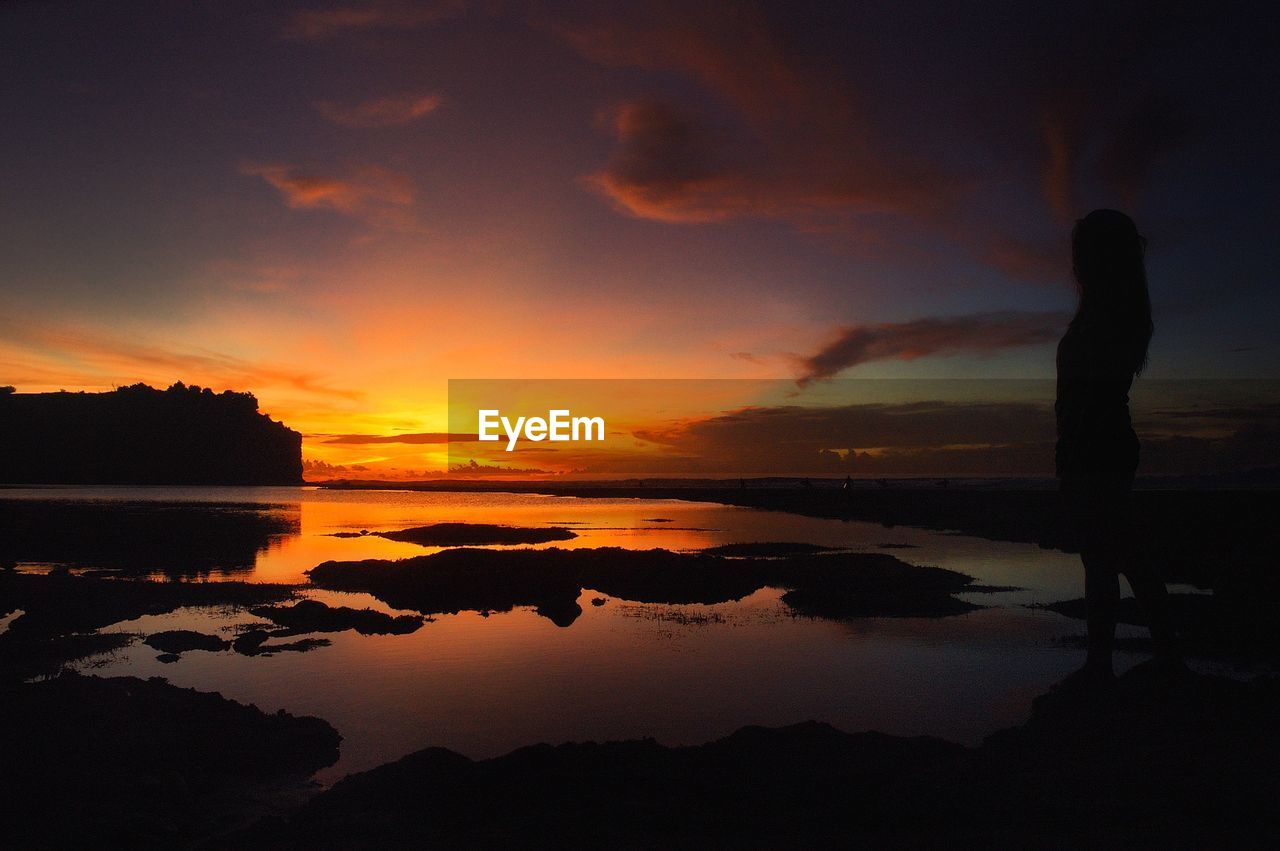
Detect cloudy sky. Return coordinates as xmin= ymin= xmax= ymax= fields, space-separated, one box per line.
xmin=1 ymin=1 xmax=1275 ymax=474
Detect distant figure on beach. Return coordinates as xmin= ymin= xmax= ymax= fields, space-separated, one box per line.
xmin=1056 ymin=209 xmax=1180 ymax=686
xmin=842 ymin=475 xmax=853 ymax=500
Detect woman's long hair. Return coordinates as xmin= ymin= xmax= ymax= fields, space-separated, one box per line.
xmin=1070 ymin=208 xmax=1153 ymax=375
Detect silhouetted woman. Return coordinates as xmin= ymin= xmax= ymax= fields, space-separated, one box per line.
xmin=1056 ymin=209 xmax=1179 ymax=685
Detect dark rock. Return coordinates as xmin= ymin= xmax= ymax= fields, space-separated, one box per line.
xmin=259 ymin=637 xmax=331 ymax=655
xmin=144 ymin=630 xmax=230 ymax=654
xmin=248 ymin=599 xmax=423 ymax=636
xmin=231 ymin=627 xmax=332 ymax=657
xmin=232 ymin=628 xmax=273 ymax=656
xmin=376 ymin=522 xmax=577 ymax=547
xmin=307 ymin=546 xmax=983 ymax=625
xmin=0 ymin=571 xmax=295 ymax=641
xmin=701 ymin=542 xmax=839 ymax=557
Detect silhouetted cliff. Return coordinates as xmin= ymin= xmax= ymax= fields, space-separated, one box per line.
xmin=0 ymin=383 xmax=302 ymax=485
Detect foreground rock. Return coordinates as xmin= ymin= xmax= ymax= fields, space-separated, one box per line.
xmin=0 ymin=673 xmax=339 ymax=847
xmin=229 ymin=668 xmax=1280 ymax=847
xmin=373 ymin=522 xmax=577 ymax=547
xmin=307 ymin=546 xmax=983 ymax=626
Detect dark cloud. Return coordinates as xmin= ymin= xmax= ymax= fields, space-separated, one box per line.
xmin=623 ymin=396 xmax=1279 ymax=478
xmin=567 ymin=2 xmax=945 ymax=229
xmin=303 ymin=459 xmax=369 ymax=474
xmin=585 ymin=100 xmax=736 ymax=222
xmin=322 ymin=432 xmax=478 ymax=444
xmin=632 ymin=400 xmax=1056 ymax=476
xmin=729 ymin=351 xmax=766 ymax=365
xmin=1093 ymin=91 xmax=1196 ymax=204
xmin=448 ymin=459 xmax=561 ymax=477
xmin=557 ymin=0 xmax=1252 ymax=283
xmin=797 ymin=312 xmax=1069 ymax=384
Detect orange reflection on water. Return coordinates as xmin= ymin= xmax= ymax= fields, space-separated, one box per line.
xmin=247 ymin=492 xmax=745 ymax=583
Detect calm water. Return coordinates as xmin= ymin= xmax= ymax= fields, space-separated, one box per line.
xmin=3 ymin=485 xmax=1149 ymax=783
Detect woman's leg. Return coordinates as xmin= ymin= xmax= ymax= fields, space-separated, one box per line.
xmin=1122 ymin=548 xmax=1180 ymax=662
xmin=1105 ymin=477 xmax=1182 ymax=664
xmin=1082 ymin=550 xmax=1120 ymax=674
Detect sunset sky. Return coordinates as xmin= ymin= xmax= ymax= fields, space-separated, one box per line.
xmin=2 ymin=1 xmax=1276 ymax=476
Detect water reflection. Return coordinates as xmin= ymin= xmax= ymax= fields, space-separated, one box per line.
xmin=0 ymin=487 xmax=1089 ymax=601
xmin=4 ymin=485 xmax=1108 ymax=784
xmin=0 ymin=498 xmax=297 ymax=577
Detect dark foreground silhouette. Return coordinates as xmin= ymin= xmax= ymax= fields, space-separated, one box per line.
xmin=0 ymin=674 xmax=340 ymax=848
xmin=226 ymin=667 xmax=1277 ymax=848
xmin=0 ymin=382 xmax=302 ymax=485
xmin=1055 ymin=209 xmax=1175 ymax=684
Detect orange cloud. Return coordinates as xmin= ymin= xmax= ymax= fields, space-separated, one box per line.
xmin=0 ymin=315 xmax=362 ymax=405
xmin=240 ymin=162 xmax=418 ymax=230
xmin=284 ymin=0 xmax=466 ymax=40
xmin=796 ymin=312 xmax=1069 ymax=384
xmin=315 ymin=93 xmax=443 ymax=128
xmin=322 ymin=432 xmax=476 ymax=444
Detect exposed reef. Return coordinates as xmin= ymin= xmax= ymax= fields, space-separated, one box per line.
xmin=248 ymin=599 xmax=424 ymax=636
xmin=307 ymin=546 xmax=984 ymax=626
xmin=144 ymin=629 xmax=230 ymax=654
xmin=322 ymin=481 xmax=1280 ymax=605
xmin=0 ymin=571 xmax=296 ymax=644
xmin=374 ymin=522 xmax=578 ymax=547
xmin=0 ymin=572 xmax=296 ymax=678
